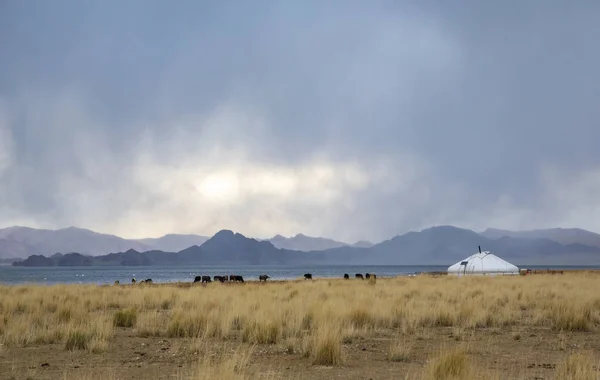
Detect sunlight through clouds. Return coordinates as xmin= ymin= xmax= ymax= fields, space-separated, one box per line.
xmin=1 ymin=1 xmax=600 ymax=241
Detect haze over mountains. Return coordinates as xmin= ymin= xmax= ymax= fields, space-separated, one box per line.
xmin=264 ymin=234 xmax=373 ymax=252
xmin=5 ymin=225 xmax=600 ymax=267
xmin=480 ymin=228 xmax=600 ymax=248
xmin=0 ymin=226 xmax=370 ymax=260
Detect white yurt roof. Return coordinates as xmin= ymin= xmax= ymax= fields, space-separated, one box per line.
xmin=447 ymin=249 xmax=519 ymax=276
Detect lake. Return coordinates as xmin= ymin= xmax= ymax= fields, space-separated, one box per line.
xmin=1 ymin=264 xmax=598 ymax=285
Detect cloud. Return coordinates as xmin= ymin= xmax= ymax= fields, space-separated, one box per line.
xmin=0 ymin=105 xmax=13 ymax=175
xmin=1 ymin=1 xmax=600 ymax=242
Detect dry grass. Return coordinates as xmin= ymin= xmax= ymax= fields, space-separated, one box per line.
xmin=425 ymin=347 xmax=473 ymax=380
xmin=388 ymin=336 xmax=412 ymax=362
xmin=311 ymin=322 xmax=343 ymax=366
xmin=2 ymin=273 xmax=600 ymax=378
xmin=113 ymin=307 xmax=137 ymax=328
xmin=179 ymin=344 xmax=255 ymax=380
xmin=556 ymin=352 xmax=600 ymax=380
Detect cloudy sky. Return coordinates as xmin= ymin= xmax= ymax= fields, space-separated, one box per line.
xmin=1 ymin=1 xmax=599 ymax=243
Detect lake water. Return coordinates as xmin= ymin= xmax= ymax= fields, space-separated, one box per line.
xmin=1 ymin=264 xmax=598 ymax=285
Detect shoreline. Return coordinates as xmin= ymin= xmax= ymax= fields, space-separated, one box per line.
xmin=3 ymin=268 xmax=600 ymax=287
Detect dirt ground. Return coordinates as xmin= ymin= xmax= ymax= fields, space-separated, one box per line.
xmin=3 ymin=273 xmax=600 ymax=379
xmin=2 ymin=324 xmax=599 ymax=379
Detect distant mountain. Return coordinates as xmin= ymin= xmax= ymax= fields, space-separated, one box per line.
xmin=363 ymin=226 xmax=600 ymax=265
xmin=0 ymin=226 xmax=150 ymax=259
xmin=135 ymin=234 xmax=209 ymax=252
xmin=179 ymin=230 xmax=293 ymax=265
xmin=9 ymin=225 xmax=600 ymax=267
xmin=481 ymin=228 xmax=600 ymax=248
xmin=267 ymin=233 xmax=349 ymax=251
xmin=366 ymin=226 xmax=490 ymax=265
xmin=0 ymin=238 xmax=33 ymax=259
xmin=0 ymin=227 xmax=208 ymax=259
xmin=14 ymin=230 xmax=295 ymax=267
xmin=310 ymin=225 xmax=600 ymax=266
xmin=352 ymin=240 xmax=374 ymax=248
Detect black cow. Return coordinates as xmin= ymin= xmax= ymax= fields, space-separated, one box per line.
xmin=194 ymin=276 xmax=202 ymax=283
xmin=365 ymin=273 xmax=371 ymax=279
xmin=214 ymin=276 xmax=226 ymax=283
xmin=230 ymin=275 xmax=244 ymax=283
xmin=343 ymin=273 xmax=349 ymax=279
xmin=259 ymin=274 xmax=270 ymax=282
xmin=114 ymin=280 xmax=120 ymax=285
xmin=355 ymin=273 xmax=364 ymax=279
xmin=201 ymin=275 xmax=212 ymax=283
xmin=304 ymin=273 xmax=312 ymax=280
xmin=131 ymin=278 xmax=136 ymax=284
xmin=140 ymin=278 xmax=152 ymax=284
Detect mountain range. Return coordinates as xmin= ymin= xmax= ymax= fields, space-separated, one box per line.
xmin=264 ymin=233 xmax=373 ymax=251
xmin=6 ymin=225 xmax=600 ymax=267
xmin=0 ymin=226 xmax=372 ymax=260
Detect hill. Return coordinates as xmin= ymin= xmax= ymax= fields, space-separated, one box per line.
xmin=481 ymin=228 xmax=600 ymax=248
xmin=267 ymin=233 xmax=348 ymax=251
xmin=351 ymin=240 xmax=374 ymax=248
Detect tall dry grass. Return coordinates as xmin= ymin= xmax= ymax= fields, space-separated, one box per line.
xmin=1 ymin=273 xmax=600 ymax=377
xmin=555 ymin=352 xmax=600 ymax=380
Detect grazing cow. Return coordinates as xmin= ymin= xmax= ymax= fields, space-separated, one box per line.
xmin=214 ymin=275 xmax=226 ymax=283
xmin=201 ymin=275 xmax=212 ymax=283
xmin=114 ymin=280 xmax=120 ymax=285
xmin=355 ymin=273 xmax=364 ymax=279
xmin=230 ymin=275 xmax=244 ymax=283
xmin=259 ymin=274 xmax=270 ymax=282
xmin=304 ymin=273 xmax=312 ymax=280
xmin=343 ymin=273 xmax=349 ymax=279
xmin=365 ymin=273 xmax=371 ymax=279
xmin=194 ymin=275 xmax=202 ymax=283
xmin=131 ymin=278 xmax=136 ymax=284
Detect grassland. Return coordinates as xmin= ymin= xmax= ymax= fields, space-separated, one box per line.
xmin=1 ymin=273 xmax=600 ymax=379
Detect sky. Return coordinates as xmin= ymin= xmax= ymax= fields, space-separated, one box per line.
xmin=1 ymin=1 xmax=599 ymax=243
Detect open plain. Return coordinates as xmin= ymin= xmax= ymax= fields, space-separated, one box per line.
xmin=1 ymin=273 xmax=600 ymax=380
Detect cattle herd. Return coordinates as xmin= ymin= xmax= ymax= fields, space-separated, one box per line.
xmin=193 ymin=275 xmax=245 ymax=283
xmin=118 ymin=272 xmax=377 ymax=285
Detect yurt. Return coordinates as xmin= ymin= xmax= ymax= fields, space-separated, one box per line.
xmin=447 ymin=247 xmax=519 ymax=276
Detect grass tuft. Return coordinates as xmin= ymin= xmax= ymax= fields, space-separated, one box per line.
xmin=113 ymin=308 xmax=137 ymax=328
xmin=311 ymin=324 xmax=342 ymax=366
xmin=388 ymin=337 xmax=412 ymax=362
xmin=65 ymin=330 xmax=90 ymax=351
xmin=426 ymin=348 xmax=472 ymax=380
xmin=556 ymin=352 xmax=597 ymax=380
